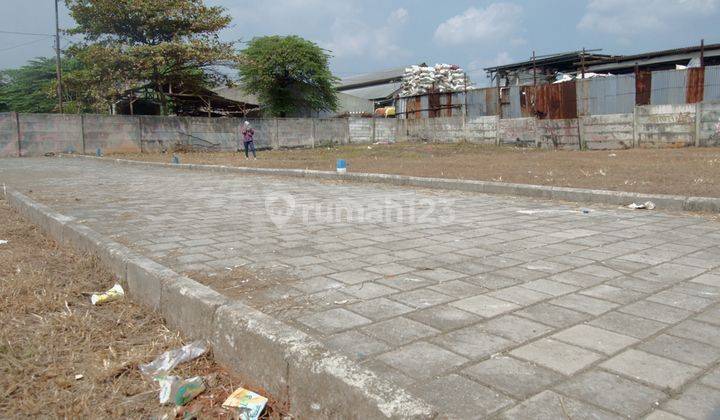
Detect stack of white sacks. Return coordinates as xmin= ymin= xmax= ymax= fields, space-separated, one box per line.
xmin=400 ymin=64 xmax=471 ymax=97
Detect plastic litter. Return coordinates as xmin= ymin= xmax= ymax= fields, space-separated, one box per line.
xmin=628 ymin=201 xmax=656 ymax=210
xmin=139 ymin=340 xmax=208 ymax=378
xmin=222 ymin=387 xmax=268 ymax=420
xmin=0 ymin=240 xmax=7 ymax=245
xmin=158 ymin=376 xmax=206 ymax=406
xmin=90 ymin=283 xmax=125 ymax=305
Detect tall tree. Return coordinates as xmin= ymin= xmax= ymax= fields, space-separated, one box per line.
xmin=239 ymin=36 xmax=338 ymax=117
xmin=65 ymin=0 xmax=238 ymax=114
xmin=0 ymin=57 xmax=90 ymax=113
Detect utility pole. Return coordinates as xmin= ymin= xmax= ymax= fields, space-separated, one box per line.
xmin=54 ymin=0 xmax=63 ymax=113
xmin=532 ymin=50 xmax=537 ymax=86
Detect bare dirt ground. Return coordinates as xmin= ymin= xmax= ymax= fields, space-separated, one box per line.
xmin=0 ymin=199 xmax=284 ymax=418
xmin=113 ymin=143 xmax=720 ymax=198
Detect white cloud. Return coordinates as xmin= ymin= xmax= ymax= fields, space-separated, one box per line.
xmin=467 ymin=52 xmax=513 ymax=86
xmin=434 ymin=3 xmax=524 ymax=45
xmin=323 ymin=8 xmax=410 ymax=60
xmin=390 ymin=8 xmax=409 ymax=25
xmin=578 ymin=0 xmax=719 ymax=35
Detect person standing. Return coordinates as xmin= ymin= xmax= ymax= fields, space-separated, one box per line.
xmin=241 ymin=121 xmax=257 ymax=160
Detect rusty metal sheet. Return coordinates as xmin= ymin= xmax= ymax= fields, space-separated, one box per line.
xmin=520 ymin=86 xmax=536 ymax=117
xmin=428 ymin=91 xmax=440 ymax=118
xmin=446 ymin=93 xmax=454 ymax=117
xmin=529 ymin=81 xmax=577 ymax=120
xmin=636 ymin=71 xmax=651 ymax=106
xmin=687 ymin=67 xmax=705 ymax=104
xmin=406 ymin=96 xmax=422 ymax=119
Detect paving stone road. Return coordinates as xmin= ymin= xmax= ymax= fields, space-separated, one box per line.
xmin=2 ymin=157 xmax=720 ymax=419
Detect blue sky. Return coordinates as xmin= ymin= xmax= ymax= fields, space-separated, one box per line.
xmin=1 ymin=0 xmax=718 ymax=86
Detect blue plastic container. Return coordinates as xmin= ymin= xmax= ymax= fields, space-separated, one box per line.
xmin=336 ymin=159 xmax=347 ymax=173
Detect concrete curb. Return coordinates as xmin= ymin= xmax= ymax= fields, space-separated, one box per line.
xmin=4 ymin=189 xmax=436 ymax=419
xmin=65 ymin=154 xmax=719 ymax=213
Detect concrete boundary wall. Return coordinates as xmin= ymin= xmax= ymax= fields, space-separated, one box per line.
xmin=635 ymin=104 xmax=697 ymax=148
xmin=580 ymin=114 xmax=634 ymax=150
xmin=699 ymin=102 xmax=720 ymax=146
xmin=0 ymin=112 xmax=20 ymax=157
xmin=536 ymin=119 xmax=581 ymax=150
xmin=4 ymin=188 xmax=436 ymax=419
xmin=18 ymin=114 xmax=84 ymax=156
xmin=66 ymin=155 xmax=720 ymax=213
xmin=2 ymin=102 xmax=720 ymax=157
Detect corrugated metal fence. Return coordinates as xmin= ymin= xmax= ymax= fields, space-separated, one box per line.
xmin=397 ymin=65 xmax=720 ymax=119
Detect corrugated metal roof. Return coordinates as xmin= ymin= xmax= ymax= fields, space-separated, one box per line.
xmin=337 ymin=67 xmax=406 ymax=89
xmin=212 ymin=86 xmax=260 ymax=105
xmin=340 ymin=82 xmax=403 ymax=100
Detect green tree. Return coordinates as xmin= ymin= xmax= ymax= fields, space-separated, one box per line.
xmin=0 ymin=57 xmax=90 ymax=113
xmin=65 ymin=0 xmax=239 ymax=115
xmin=239 ymin=35 xmax=338 ymax=117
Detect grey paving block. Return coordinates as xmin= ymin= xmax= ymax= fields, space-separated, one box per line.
xmin=375 ymin=274 xmax=436 ymax=291
xmin=620 ymin=300 xmax=693 ymax=324
xmin=643 ymin=410 xmax=686 ymax=420
xmin=364 ymin=262 xmax=414 ymax=276
xmin=466 ymin=274 xmax=521 ymax=290
xmin=347 ymin=297 xmax=413 ymax=321
xmin=550 ymin=293 xmax=619 ymax=315
xmin=605 ymin=276 xmax=668 ymax=293
xmin=667 ymin=319 xmax=720 ymax=347
xmin=647 ymin=290 xmax=714 ymax=311
xmin=510 ymin=338 xmax=603 ymax=376
xmin=324 ymin=330 xmax=390 ymax=361
xmin=340 ymin=282 xmax=396 ymax=299
xmin=412 ymin=374 xmax=514 ymax=419
xmin=589 ymin=311 xmax=667 ymax=339
xmin=428 ymin=279 xmax=487 ymax=298
xmin=498 ymin=390 xmax=622 ymax=420
xmin=639 ymin=334 xmax=720 ymax=367
xmin=550 ymin=271 xmax=607 ymax=287
xmin=663 ymin=384 xmax=720 ymax=420
xmin=580 ymin=284 xmax=646 ymax=304
xmin=692 ymin=273 xmax=720 ymax=287
xmin=391 ymin=288 xmax=454 ymax=309
xmin=376 ymin=341 xmax=468 ymax=380
xmin=634 ymin=263 xmax=706 ymax=284
xmin=555 ymin=369 xmax=666 ymax=418
xmin=450 ymin=294 xmax=520 ymax=318
xmin=552 ymin=324 xmax=638 ymax=355
xmin=291 ymin=276 xmax=344 ymax=294
xmin=361 ymin=317 xmax=440 ymax=346
xmin=406 ymin=305 xmax=481 ymax=331
xmin=464 ymin=356 xmax=563 ymax=399
xmin=415 ymin=267 xmax=469 ymax=282
xmin=482 ymin=315 xmax=553 ymax=343
xmin=297 ymin=308 xmax=372 ymax=335
xmin=328 ymin=269 xmax=382 ymax=285
xmin=701 ymin=366 xmax=720 ymax=389
xmin=521 ymin=279 xmax=580 ymax=296
xmin=601 ymin=349 xmax=701 ymax=390
xmin=515 ymin=302 xmax=591 ymax=328
xmin=432 ymin=324 xmax=513 ymax=359
xmin=488 ymin=286 xmax=553 ymax=305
